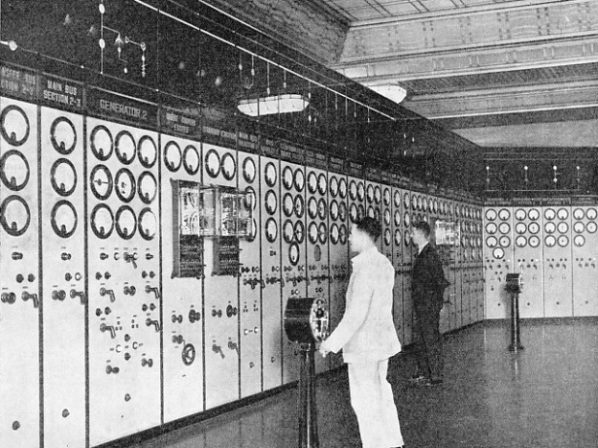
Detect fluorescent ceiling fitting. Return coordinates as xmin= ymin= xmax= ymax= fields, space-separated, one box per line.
xmin=237 ymin=94 xmax=309 ymax=116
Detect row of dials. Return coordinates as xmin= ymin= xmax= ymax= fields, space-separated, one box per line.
xmin=90 ymin=204 xmax=156 ymax=240
xmin=486 ymin=221 xmax=598 ymax=236
xmin=91 ymin=126 xmax=158 ymax=168
xmin=485 ymin=207 xmax=598 ymax=222
xmin=90 ymin=166 xmax=157 ymax=204
xmin=487 ymin=234 xmax=588 ymax=259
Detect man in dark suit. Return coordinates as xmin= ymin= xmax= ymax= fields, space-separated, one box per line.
xmin=411 ymin=220 xmax=448 ymax=386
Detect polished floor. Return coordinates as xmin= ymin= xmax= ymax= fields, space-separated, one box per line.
xmin=128 ymin=320 xmax=598 ymax=448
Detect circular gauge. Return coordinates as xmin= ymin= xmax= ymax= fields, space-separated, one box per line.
xmin=244 ymin=187 xmax=256 ymax=210
xmin=89 ymin=165 xmax=113 ymax=200
xmin=308 ymin=222 xmax=318 ymax=244
xmin=265 ymin=190 xmax=278 ymax=215
xmin=51 ymin=200 xmax=78 ymax=238
xmin=330 ymin=200 xmax=339 ymax=221
xmin=138 ymin=136 xmax=158 ymax=168
xmin=294 ymin=220 xmax=305 ymax=244
xmin=330 ymin=224 xmax=339 ymax=244
xmin=308 ymin=197 xmax=318 ymax=219
xmin=557 ymin=208 xmax=569 ymax=220
xmin=205 ymin=149 xmax=221 ymax=178
xmin=383 ymin=188 xmax=391 ymax=206
xmin=357 ymin=182 xmax=365 ymax=201
xmin=0 ymin=196 xmax=30 ymax=236
xmin=307 ymin=171 xmax=318 ymax=194
xmin=557 ymin=235 xmax=569 ymax=247
xmin=339 ymin=202 xmax=347 ymax=222
xmin=588 ymin=222 xmax=597 ymax=234
xmin=515 ymin=236 xmax=527 ymax=248
xmin=492 ymin=247 xmax=504 ymax=259
xmin=366 ymin=184 xmax=374 ymax=203
xmin=265 ymin=218 xmax=278 ymax=242
xmin=394 ymin=190 xmax=401 ymax=208
xmin=498 ymin=208 xmax=511 ymax=220
xmin=50 ymin=158 xmax=77 ymax=197
xmin=573 ymin=208 xmax=584 ymax=220
xmin=433 ymin=199 xmax=438 ymax=214
xmin=247 ymin=219 xmax=258 ymax=243
xmin=242 ymin=157 xmax=256 ymax=183
xmin=138 ymin=208 xmax=157 ymax=240
xmin=115 ymin=205 xmax=137 ymax=239
xmin=51 ymin=117 xmax=77 ymax=155
xmin=498 ymin=222 xmax=511 ymax=234
xmin=294 ymin=168 xmax=305 ymax=192
xmin=289 ymin=243 xmax=300 ymax=266
xmin=394 ymin=229 xmax=402 ymax=245
xmin=314 ymin=245 xmax=322 ymax=262
xmin=557 ymin=222 xmax=569 ymax=234
xmin=318 ymin=174 xmax=327 ymax=195
xmin=349 ymin=181 xmax=358 ymax=200
xmin=574 ymin=235 xmax=585 ymax=247
xmin=515 ymin=222 xmax=526 ymax=234
xmin=0 ymin=150 xmax=30 ymax=191
xmin=90 ymin=203 xmax=114 ymax=239
xmin=114 ymin=168 xmax=136 ymax=203
xmin=338 ymin=178 xmax=347 ymax=199
xmin=486 ymin=222 xmax=498 ymax=234
xmin=514 ymin=209 xmax=526 ymax=221
xmin=164 ymin=141 xmax=182 ymax=172
xmin=384 ymin=228 xmax=391 ymax=246
xmin=403 ymin=193 xmax=410 ymax=209
xmin=414 ymin=195 xmax=420 ymax=211
xmin=404 ymin=212 xmax=411 ymax=228
xmin=318 ymin=223 xmax=328 ymax=244
xmin=545 ymin=222 xmax=556 ymax=234
xmin=394 ymin=210 xmax=401 ymax=226
xmin=294 ymin=195 xmax=305 ymax=218
xmin=499 ymin=236 xmax=511 ymax=247
xmin=529 ymin=235 xmax=540 ymax=247
xmin=486 ymin=236 xmax=498 ymax=248
xmin=586 ymin=208 xmax=597 ymax=220
xmin=367 ymin=206 xmax=375 ymax=219
xmin=384 ymin=209 xmax=391 ymax=226
xmin=546 ymin=236 xmax=557 ymax=249
xmin=265 ymin=162 xmax=277 ymax=187
xmin=318 ymin=199 xmax=327 ymax=220
xmin=339 ymin=224 xmax=348 ymax=244
xmin=528 ymin=209 xmax=540 ymax=221
xmin=283 ymin=220 xmax=294 ymax=243
xmin=221 ymin=152 xmax=236 ymax=180
xmin=138 ymin=172 xmax=157 ymax=204
xmin=329 ymin=176 xmax=339 ymax=197
xmin=404 ymin=232 xmax=411 ymax=247
xmin=350 ymin=203 xmax=358 ymax=222
xmin=544 ymin=208 xmax=556 ymax=220
xmin=528 ymin=222 xmax=540 ymax=234
xmin=183 ymin=145 xmax=200 ymax=175
xmin=422 ymin=196 xmax=428 ymax=211
xmin=573 ymin=222 xmax=584 ymax=233
xmin=283 ymin=193 xmax=294 ymax=217
xmin=282 ymin=166 xmax=294 ymax=190
xmin=1 ymin=105 xmax=30 ymax=146
xmin=115 ymin=130 xmax=136 ymax=165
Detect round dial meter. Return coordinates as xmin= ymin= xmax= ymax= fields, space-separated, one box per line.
xmin=294 ymin=221 xmax=305 ymax=244
xmin=339 ymin=202 xmax=347 ymax=221
xmin=329 ymin=200 xmax=339 ymax=220
xmin=357 ymin=182 xmax=365 ymax=201
xmin=283 ymin=220 xmax=294 ymax=243
xmin=384 ymin=209 xmax=391 ymax=226
xmin=573 ymin=222 xmax=584 ymax=233
xmin=282 ymin=166 xmax=294 ymax=190
xmin=557 ymin=222 xmax=569 ymax=234
xmin=51 ymin=117 xmax=76 ymax=154
xmin=338 ymin=178 xmax=347 ymax=198
xmin=90 ymin=165 xmax=113 ymax=200
xmin=349 ymin=181 xmax=357 ymax=200
xmin=242 ymin=157 xmax=256 ymax=183
xmin=283 ymin=193 xmax=294 ymax=217
xmin=545 ymin=222 xmax=556 ymax=234
xmin=50 ymin=158 xmax=77 ymax=196
xmin=1 ymin=105 xmax=30 ymax=146
xmin=586 ymin=208 xmax=597 ymax=220
xmin=115 ymin=130 xmax=136 ymax=165
xmin=528 ymin=209 xmax=540 ymax=221
xmin=498 ymin=208 xmax=511 ymax=220
xmin=307 ymin=172 xmax=318 ymax=194
xmin=573 ymin=208 xmax=584 ymax=220
xmin=529 ymin=235 xmax=540 ymax=247
xmin=515 ymin=236 xmax=527 ymax=248
xmin=486 ymin=222 xmax=497 ymax=234
xmin=221 ymin=152 xmax=236 ymax=180
xmin=366 ymin=184 xmax=374 ymax=203
xmin=545 ymin=235 xmax=557 ymax=246
xmin=294 ymin=168 xmax=305 ymax=192
xmin=339 ymin=225 xmax=348 ymax=244
xmin=265 ymin=162 xmax=277 ymax=187
xmin=115 ymin=205 xmax=137 ymax=239
xmin=183 ymin=145 xmax=200 ymax=175
xmin=318 ymin=174 xmax=327 ymax=195
xmin=544 ymin=208 xmax=556 ymax=220
xmin=114 ymin=168 xmax=136 ymax=203
xmin=557 ymin=208 xmax=569 ymax=220
xmin=329 ymin=176 xmax=339 ymax=197
xmin=294 ymin=195 xmax=305 ymax=218
xmin=265 ymin=190 xmax=278 ymax=215
xmin=383 ymin=188 xmax=391 ymax=206
xmin=90 ymin=203 xmax=114 ymax=239
xmin=0 ymin=196 xmax=30 ymax=236
xmin=1 ymin=150 xmax=30 ymax=191
xmin=90 ymin=126 xmax=113 ymax=161
xmin=486 ymin=236 xmax=498 ymax=248
xmin=138 ymin=136 xmax=157 ymax=168
xmin=308 ymin=197 xmax=318 ymax=219
xmin=308 ymin=222 xmax=318 ymax=244
xmin=374 ymin=186 xmax=382 ymax=204
xmin=574 ymin=235 xmax=585 ymax=247
xmin=493 ymin=247 xmax=505 ymax=259
xmin=265 ymin=218 xmax=278 ymax=242
xmin=318 ymin=223 xmax=328 ymax=244
xmin=164 ymin=141 xmax=182 ymax=172
xmin=330 ymin=224 xmax=339 ymax=244
xmin=528 ymin=222 xmax=540 ymax=234
xmin=318 ymin=199 xmax=327 ymax=220
xmin=588 ymin=222 xmax=597 ymax=234
xmin=51 ymin=200 xmax=78 ymax=238
xmin=515 ymin=223 xmax=526 ymax=234
xmin=394 ymin=190 xmax=401 ymax=208
xmin=205 ymin=149 xmax=221 ymax=178
xmin=289 ymin=243 xmax=300 ymax=265
xmin=138 ymin=208 xmax=157 ymax=240
xmin=138 ymin=172 xmax=157 ymax=204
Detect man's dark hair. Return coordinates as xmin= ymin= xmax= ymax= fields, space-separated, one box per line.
xmin=355 ymin=217 xmax=382 ymax=241
xmin=413 ymin=220 xmax=431 ymax=238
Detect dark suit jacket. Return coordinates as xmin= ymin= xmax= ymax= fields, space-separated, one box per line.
xmin=412 ymin=243 xmax=447 ymax=316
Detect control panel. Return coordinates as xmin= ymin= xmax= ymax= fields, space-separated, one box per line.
xmin=571 ymin=206 xmax=598 ymax=316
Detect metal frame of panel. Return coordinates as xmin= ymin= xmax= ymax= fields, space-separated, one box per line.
xmin=160 ymin=134 xmax=204 ymax=423
xmin=41 ymin=106 xmax=86 ymax=448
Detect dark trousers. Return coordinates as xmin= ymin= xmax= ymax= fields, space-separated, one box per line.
xmin=414 ymin=302 xmax=443 ymax=380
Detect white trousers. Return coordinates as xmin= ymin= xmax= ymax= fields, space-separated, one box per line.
xmin=348 ymin=358 xmax=404 ymax=448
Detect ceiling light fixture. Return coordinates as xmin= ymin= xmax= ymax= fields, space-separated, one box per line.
xmin=368 ymin=84 xmax=407 ymax=104
xmin=237 ymin=94 xmax=309 ymax=117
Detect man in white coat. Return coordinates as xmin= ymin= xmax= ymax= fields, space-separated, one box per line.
xmin=319 ymin=217 xmax=404 ymax=448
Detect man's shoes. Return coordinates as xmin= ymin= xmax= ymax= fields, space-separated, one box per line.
xmin=408 ymin=374 xmax=429 ymax=383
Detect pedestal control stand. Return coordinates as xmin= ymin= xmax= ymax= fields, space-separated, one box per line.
xmin=505 ymin=273 xmax=524 ymax=352
xmin=284 ymin=298 xmax=329 ymax=448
